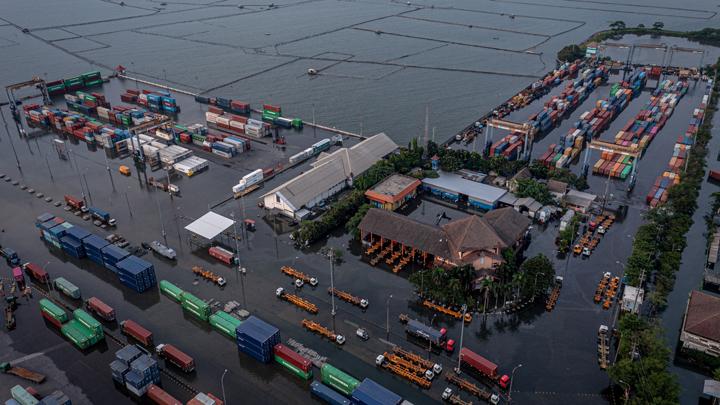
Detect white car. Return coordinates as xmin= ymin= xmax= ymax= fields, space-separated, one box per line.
xmin=597 ymin=226 xmax=606 ymax=235
xmin=356 ymin=328 xmax=369 ymax=340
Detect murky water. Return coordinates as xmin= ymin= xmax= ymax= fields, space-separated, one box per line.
xmin=2 ymin=0 xmax=720 ymax=403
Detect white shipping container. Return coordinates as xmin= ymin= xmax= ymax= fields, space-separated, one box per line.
xmin=240 ymin=169 xmax=263 ymax=187
xmin=216 ymin=117 xmax=230 ymax=126
xmin=155 ymin=130 xmax=172 ymax=141
xmin=174 ymin=156 xmax=208 ymax=176
xmin=205 ymin=112 xmax=218 ymax=123
xmin=229 ymin=120 xmax=245 ymax=130
xmin=212 ymin=149 xmax=232 ymax=159
xmin=150 ymin=140 xmax=169 ymax=149
xmin=139 ymin=133 xmax=154 ymax=143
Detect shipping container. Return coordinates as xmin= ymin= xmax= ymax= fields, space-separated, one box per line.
xmin=321 ymin=364 xmax=360 ymax=396
xmin=274 ymin=343 xmax=311 ymax=372
xmin=209 ymin=311 xmax=242 ymax=339
xmin=351 ymin=378 xmax=402 ymax=405
xmin=147 ymin=384 xmax=182 ymax=405
xmin=235 ymin=316 xmax=280 ymax=363
xmin=86 ymin=297 xmax=116 ymax=321
xmin=54 ymin=277 xmax=81 ymax=299
xmin=160 ymin=280 xmax=184 ymax=302
xmin=61 ymin=320 xmax=94 ymax=349
xmin=39 ymin=298 xmax=68 ymax=325
xmin=73 ymin=308 xmax=104 ymax=338
xmin=208 ymin=246 xmax=236 ymax=265
xmin=460 ymin=348 xmax=510 ymax=388
xmin=180 ymin=292 xmax=211 ymax=321
xmin=156 ymin=344 xmax=195 ymax=373
xmin=121 ymin=319 xmax=154 ymax=346
xmin=311 ymin=381 xmax=352 ymax=405
xmin=10 ymin=385 xmax=39 ymax=405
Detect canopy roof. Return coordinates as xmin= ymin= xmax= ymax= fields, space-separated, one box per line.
xmin=185 ymin=211 xmax=235 ymax=240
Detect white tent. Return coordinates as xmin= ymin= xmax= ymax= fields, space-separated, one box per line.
xmin=184 ymin=211 xmax=235 ymax=240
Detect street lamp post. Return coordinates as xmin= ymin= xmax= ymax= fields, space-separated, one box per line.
xmin=385 ymin=294 xmax=393 ymax=339
xmin=221 ymin=369 xmax=228 ymax=404
xmin=455 ymin=304 xmax=467 ymax=374
xmin=508 ymin=363 xmax=522 ymax=404
xmin=330 ymin=248 xmax=336 ymax=330
xmin=618 ymin=379 xmax=630 ymax=405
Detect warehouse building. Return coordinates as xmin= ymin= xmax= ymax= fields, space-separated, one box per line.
xmin=358 ymin=207 xmax=530 ymax=276
xmin=365 ymin=174 xmax=421 ymax=211
xmin=422 ymin=171 xmax=507 ymax=211
xmin=680 ymin=290 xmax=720 ymax=357
xmin=261 ymin=133 xmax=398 ymax=219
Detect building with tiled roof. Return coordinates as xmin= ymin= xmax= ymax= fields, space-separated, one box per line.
xmin=680 ymin=290 xmax=720 ymax=357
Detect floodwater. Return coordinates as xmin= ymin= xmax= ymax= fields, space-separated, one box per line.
xmin=2 ymin=0 xmax=720 ymax=404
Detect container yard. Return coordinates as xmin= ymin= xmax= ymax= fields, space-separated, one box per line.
xmin=1 ymin=11 xmax=719 ymax=404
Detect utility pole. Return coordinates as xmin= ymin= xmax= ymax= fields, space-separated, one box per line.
xmin=312 ymin=104 xmax=317 ymax=139
xmin=455 ymin=304 xmax=467 ymax=373
xmin=0 ymin=107 xmax=22 ymax=171
xmin=232 ymin=212 xmax=241 ymax=283
xmin=153 ymin=191 xmax=168 ymax=246
xmin=45 ymin=154 xmax=54 ymax=182
xmin=330 ymin=249 xmax=336 ymax=330
xmin=385 ymin=294 xmax=393 ymax=339
xmin=82 ymin=173 xmax=93 ymax=206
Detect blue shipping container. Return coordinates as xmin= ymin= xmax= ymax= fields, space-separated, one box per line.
xmin=351 ymin=379 xmax=402 ymax=405
xmin=311 ymin=381 xmax=352 ymax=405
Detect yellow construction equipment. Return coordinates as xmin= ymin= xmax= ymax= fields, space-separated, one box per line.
xmin=328 ymin=287 xmax=369 ymax=309
xmin=276 ymin=288 xmax=318 ymax=314
xmin=422 ymin=300 xmax=472 ymax=323
xmin=301 ymin=319 xmax=345 ymax=345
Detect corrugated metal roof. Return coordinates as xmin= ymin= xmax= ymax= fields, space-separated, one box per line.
xmin=684 ymin=290 xmax=720 ymax=342
xmin=422 ymin=171 xmax=506 ymax=204
xmin=263 ymin=133 xmax=398 ymax=211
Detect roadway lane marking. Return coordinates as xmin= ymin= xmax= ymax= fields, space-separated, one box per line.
xmin=8 ymin=342 xmax=68 ymax=365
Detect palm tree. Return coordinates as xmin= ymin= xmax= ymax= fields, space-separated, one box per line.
xmin=512 ymin=272 xmax=526 ymax=301
xmin=480 ymin=277 xmax=493 ymax=315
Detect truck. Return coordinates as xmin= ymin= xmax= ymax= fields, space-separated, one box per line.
xmin=12 ymin=267 xmax=24 ymax=284
xmin=22 ymin=262 xmax=50 ymax=284
xmin=0 ymin=362 xmax=46 ymax=384
xmin=399 ymin=314 xmax=455 ymax=353
xmin=149 ymin=240 xmax=176 ymax=260
xmin=156 ymin=343 xmax=195 ymax=373
xmin=85 ymin=297 xmax=116 ymax=321
xmin=54 ymin=277 xmax=81 ymax=299
xmin=0 ymin=246 xmax=20 ymax=266
xmin=89 ymin=207 xmax=117 ymax=226
xmin=64 ymin=195 xmax=88 ymax=212
xmin=208 ymin=246 xmax=236 ymax=265
xmin=120 ymin=319 xmax=154 ymax=346
xmin=459 ymin=348 xmax=510 ymax=389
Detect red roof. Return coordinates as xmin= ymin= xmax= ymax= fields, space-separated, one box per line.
xmin=684 ymin=290 xmax=720 ymax=342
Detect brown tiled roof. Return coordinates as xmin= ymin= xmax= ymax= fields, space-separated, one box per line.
xmin=358 ymin=208 xmax=450 ymax=258
xmin=483 ymin=207 xmax=532 ymax=246
xmin=442 ymin=215 xmax=505 ymax=252
xmin=358 ymin=207 xmax=530 ymax=260
xmin=547 ymin=179 xmax=568 ymax=194
xmin=684 ymin=290 xmax=720 ymax=342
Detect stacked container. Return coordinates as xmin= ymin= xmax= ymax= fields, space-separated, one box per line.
xmin=180 ymin=292 xmax=211 ymax=321
xmin=83 ymin=234 xmax=110 ymax=266
xmin=274 ymin=343 xmax=312 ymax=379
xmin=209 ymin=311 xmax=242 ymax=339
xmin=147 ymin=384 xmax=183 ymax=405
xmin=73 ymin=309 xmax=104 ymax=340
xmin=125 ymin=354 xmax=161 ymax=396
xmin=235 ymin=316 xmax=280 ymax=363
xmin=160 ymin=280 xmax=185 ymax=302
xmin=351 ymin=378 xmax=402 ymax=405
xmin=60 ymin=226 xmax=91 ymax=259
xmin=320 ymin=364 xmax=360 ymax=396
xmin=61 ymin=319 xmax=99 ymax=349
xmin=311 ymin=381 xmax=352 ymax=405
xmin=101 ymin=244 xmax=130 ymax=273
xmin=39 ymin=298 xmax=68 ymax=328
xmin=116 ymin=255 xmax=157 ymax=293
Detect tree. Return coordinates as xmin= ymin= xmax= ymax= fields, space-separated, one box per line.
xmin=519 ymin=254 xmax=555 ymax=299
xmin=557 ymin=44 xmax=585 ymax=62
xmin=652 ymin=21 xmax=664 ymax=30
xmin=515 ymin=178 xmax=554 ymax=205
xmin=637 ymin=23 xmax=645 ymax=28
xmin=345 ymin=203 xmax=372 ymax=238
xmin=609 ymin=20 xmax=626 ymax=31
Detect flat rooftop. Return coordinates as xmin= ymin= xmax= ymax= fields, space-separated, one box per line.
xmin=422 ymin=171 xmax=506 ymax=203
xmin=370 ymin=174 xmax=420 ymax=197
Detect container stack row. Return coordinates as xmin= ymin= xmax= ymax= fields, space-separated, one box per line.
xmin=595 ymin=78 xmax=685 ymax=179
xmin=10 ymin=385 xmax=71 ymax=405
xmin=206 ymin=106 xmax=271 ymax=139
xmin=35 ymin=214 xmax=156 ymax=293
xmin=647 ymin=82 xmax=712 ymax=207
xmin=46 ymin=71 xmax=102 ymax=96
xmin=120 ymin=88 xmax=179 ymax=114
xmin=489 ymin=133 xmax=525 ymax=161
xmin=235 ymin=316 xmax=281 ymax=363
xmin=60 ymin=309 xmax=104 ymax=349
xmin=110 ymin=345 xmax=161 ymax=397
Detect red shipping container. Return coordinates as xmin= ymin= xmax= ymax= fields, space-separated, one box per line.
xmin=274 ymin=343 xmax=312 ymax=372
xmin=147 ymin=384 xmax=182 ymax=405
xmin=121 ymin=319 xmax=153 ymax=346
xmin=41 ymin=309 xmax=62 ymax=328
xmin=180 ymin=133 xmax=191 ymax=144
xmin=262 ymin=104 xmax=281 ymax=113
xmin=126 ymin=89 xmax=140 ymax=96
xmin=86 ymin=297 xmax=115 ymax=321
xmin=208 ymin=106 xmax=224 ymax=115
xmin=121 ymin=94 xmax=136 ymax=103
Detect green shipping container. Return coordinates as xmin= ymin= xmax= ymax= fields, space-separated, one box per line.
xmin=81 ymin=71 xmax=101 ymax=80
xmin=73 ymin=309 xmax=104 ymax=338
xmin=160 ymin=280 xmax=184 ymax=302
xmin=39 ymin=299 xmax=68 ymax=323
xmin=11 ymin=385 xmax=39 ymax=405
xmin=320 ymin=364 xmax=359 ymax=396
xmin=213 ymin=311 xmax=242 ymax=327
xmin=61 ymin=320 xmax=93 ymax=349
xmin=85 ymin=79 xmax=103 ymax=87
xmin=209 ymin=314 xmax=236 ymax=339
xmin=275 ymin=355 xmax=312 ymax=380
xmin=55 ymin=277 xmax=81 ymax=299
xmin=183 ymin=305 xmax=209 ymax=322
xmin=620 ymin=165 xmax=632 ymax=179
xmin=291 ymin=118 xmax=303 ymax=129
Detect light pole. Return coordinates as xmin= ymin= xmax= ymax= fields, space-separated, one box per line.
xmin=231 ymin=213 xmax=241 ymax=283
xmin=221 ymin=369 xmax=228 ymax=404
xmin=455 ymin=304 xmax=467 ymax=374
xmin=508 ymin=363 xmax=522 ymax=404
xmin=330 ymin=249 xmax=336 ymax=329
xmin=43 ymin=262 xmax=53 ymax=293
xmin=385 ymin=294 xmax=393 ymax=339
xmin=617 ymin=379 xmax=630 ymax=405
